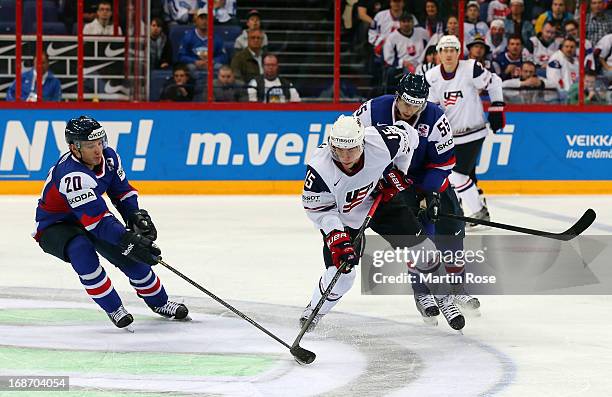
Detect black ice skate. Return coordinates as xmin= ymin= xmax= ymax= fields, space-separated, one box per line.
xmin=414 ymin=293 xmax=440 ymax=326
xmin=107 ymin=305 xmax=134 ymax=332
xmin=467 ymin=206 xmax=491 ymax=230
xmin=434 ymin=295 xmax=465 ymax=331
xmin=299 ymin=304 xmax=324 ymax=332
xmin=149 ymin=300 xmax=190 ymax=320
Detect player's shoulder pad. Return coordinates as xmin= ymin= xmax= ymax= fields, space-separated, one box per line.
xmin=103 ymin=147 xmax=127 ymax=181
xmin=58 ymin=170 xmax=99 ymax=208
xmin=304 ymin=164 xmax=331 ymax=193
xmin=370 ymin=123 xmax=412 ymax=159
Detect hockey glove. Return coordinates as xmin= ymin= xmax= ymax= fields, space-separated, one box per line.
xmin=377 ymin=169 xmax=413 ymax=203
xmin=119 ymin=231 xmax=161 ymax=266
xmin=127 ymin=209 xmax=157 ymax=241
xmin=420 ymin=191 xmax=440 ymax=223
xmin=488 ymin=101 xmax=506 ymax=133
xmin=326 ymin=230 xmax=359 ymax=273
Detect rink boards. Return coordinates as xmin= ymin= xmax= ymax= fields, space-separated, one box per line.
xmin=0 ymin=109 xmax=610 ymax=194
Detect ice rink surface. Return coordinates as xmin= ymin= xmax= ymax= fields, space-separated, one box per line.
xmin=1 ymin=194 xmax=612 ymax=396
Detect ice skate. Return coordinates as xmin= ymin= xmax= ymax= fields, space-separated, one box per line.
xmin=435 ymin=295 xmax=465 ymax=330
xmin=149 ymin=300 xmax=190 ymax=320
xmin=451 ymin=284 xmax=481 ymax=316
xmin=414 ymin=293 xmax=440 ymax=326
xmin=107 ymin=305 xmax=134 ymax=332
xmin=299 ymin=304 xmax=325 ymax=332
xmin=467 ymin=205 xmax=491 ymax=230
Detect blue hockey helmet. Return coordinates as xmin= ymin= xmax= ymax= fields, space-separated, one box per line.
xmin=65 ymin=115 xmax=107 ymax=149
xmin=396 ymin=73 xmax=429 ymax=108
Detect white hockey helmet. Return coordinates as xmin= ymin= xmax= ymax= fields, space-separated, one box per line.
xmin=436 ymin=35 xmax=461 ymax=52
xmin=328 ymin=115 xmax=365 ymax=149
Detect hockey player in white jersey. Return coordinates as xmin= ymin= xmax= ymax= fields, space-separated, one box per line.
xmin=425 ymin=35 xmax=505 ymax=225
xmin=300 ymin=115 xmax=466 ymax=331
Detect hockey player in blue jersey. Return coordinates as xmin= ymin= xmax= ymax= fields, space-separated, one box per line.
xmin=354 ymin=73 xmax=480 ymax=326
xmin=33 ymin=116 xmax=189 ymax=330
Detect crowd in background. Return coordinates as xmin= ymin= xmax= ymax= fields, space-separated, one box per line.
xmin=3 ymin=0 xmax=611 ymax=104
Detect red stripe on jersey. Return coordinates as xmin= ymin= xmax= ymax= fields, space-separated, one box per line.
xmin=136 ymin=277 xmax=161 ymax=295
xmin=439 ymin=178 xmax=450 ymax=192
xmin=86 ymin=277 xmax=113 ymax=296
xmin=80 ymin=211 xmax=109 ymax=228
xmin=426 ymin=156 xmax=456 ymax=169
xmin=40 ymin=184 xmax=70 ymax=213
xmin=117 ymin=186 xmax=138 ymax=199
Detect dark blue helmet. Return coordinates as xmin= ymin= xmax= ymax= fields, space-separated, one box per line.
xmin=65 ymin=115 xmax=107 ymax=148
xmin=396 ymin=73 xmax=429 ymax=107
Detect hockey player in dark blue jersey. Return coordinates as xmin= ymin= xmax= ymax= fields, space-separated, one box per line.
xmin=354 ymin=73 xmax=480 ymax=326
xmin=33 ymin=116 xmax=189 ymax=330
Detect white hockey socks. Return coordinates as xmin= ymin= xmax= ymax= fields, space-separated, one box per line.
xmin=449 ymin=170 xmax=483 ymax=215
xmin=307 ymin=266 xmax=357 ymax=316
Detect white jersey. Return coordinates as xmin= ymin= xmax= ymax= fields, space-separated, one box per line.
xmin=383 ymin=27 xmax=429 ymax=69
xmin=546 ymin=50 xmax=579 ymax=91
xmin=485 ymin=33 xmax=507 ymax=59
xmin=595 ymin=33 xmax=612 ymax=68
xmin=529 ymin=36 xmax=561 ymax=67
xmin=302 ymin=124 xmax=419 ymax=234
xmin=425 ymin=59 xmax=503 ymax=145
xmin=368 ymin=10 xmax=400 ymax=48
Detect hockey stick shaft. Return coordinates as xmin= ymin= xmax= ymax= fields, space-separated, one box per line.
xmin=439 ymin=208 xmax=596 ymax=241
xmin=157 ymin=259 xmax=292 ymax=349
xmin=291 ymin=194 xmax=383 ymax=349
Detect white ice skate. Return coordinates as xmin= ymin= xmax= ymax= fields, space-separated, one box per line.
xmin=466 ymin=206 xmax=491 ymax=231
xmin=451 ymin=284 xmax=481 ymax=317
xmin=299 ymin=304 xmax=324 ymax=332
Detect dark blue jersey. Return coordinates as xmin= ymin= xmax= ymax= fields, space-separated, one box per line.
xmin=34 ymin=147 xmax=139 ymax=244
xmin=354 ymin=95 xmax=456 ymax=192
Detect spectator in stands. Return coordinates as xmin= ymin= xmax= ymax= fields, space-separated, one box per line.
xmin=356 ymin=1 xmax=389 ymax=52
xmin=383 ymin=12 xmax=429 ymax=73
xmin=529 ymin=21 xmax=562 ymax=75
xmin=502 ymin=60 xmax=557 ymax=88
xmin=163 ymin=0 xmax=199 ymax=25
xmin=247 ymin=54 xmax=301 ymax=103
xmin=464 ymin=1 xmax=489 ymax=46
xmin=214 ymin=65 xmax=247 ymax=101
xmin=547 ymin=36 xmax=579 ymax=91
xmin=83 ymin=1 xmax=122 ymax=35
xmin=534 ymin=0 xmax=573 ymax=37
xmin=586 ymin=0 xmax=612 ymax=47
xmin=486 ymin=20 xmax=508 ymax=59
xmin=231 ymin=28 xmax=266 ymax=83
xmin=6 ymin=53 xmax=62 ymax=102
xmin=467 ymin=34 xmax=494 ymax=71
xmin=201 ymin=0 xmax=238 ymax=25
xmin=60 ymin=0 xmax=99 ymax=33
xmin=369 ymin=0 xmax=406 ymax=57
xmin=422 ymin=0 xmax=445 ymax=38
xmin=504 ymin=0 xmax=535 ymax=50
xmin=235 ymin=10 xmax=269 ymax=51
xmin=427 ymin=15 xmax=459 ymax=48
xmin=595 ymin=33 xmax=612 ymax=80
xmin=160 ymin=63 xmax=194 ymax=101
xmin=564 ymin=20 xmax=595 ymax=71
xmin=150 ymin=17 xmax=172 ymax=69
xmin=178 ymin=8 xmax=227 ymax=73
xmin=568 ymin=70 xmax=607 ymax=104
xmin=487 ymin=0 xmax=510 ymax=23
xmin=494 ymin=35 xmax=530 ymax=79
xmin=417 ymin=45 xmax=440 ymax=75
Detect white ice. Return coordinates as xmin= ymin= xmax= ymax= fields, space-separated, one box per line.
xmin=1 ymin=194 xmax=612 ymax=396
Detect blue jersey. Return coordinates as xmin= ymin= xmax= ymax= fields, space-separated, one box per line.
xmin=178 ymin=29 xmax=227 ymax=65
xmin=33 ymin=147 xmax=138 ymax=245
xmin=354 ymin=95 xmax=456 ymax=193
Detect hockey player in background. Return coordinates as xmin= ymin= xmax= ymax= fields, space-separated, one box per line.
xmin=425 ymin=35 xmax=505 ymax=225
xmin=353 ymin=73 xmax=480 ymax=322
xmin=300 ymin=114 xmax=466 ymax=331
xmin=33 ymin=116 xmax=189 ymax=330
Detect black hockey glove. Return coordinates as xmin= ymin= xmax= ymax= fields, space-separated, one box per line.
xmin=420 ymin=191 xmax=440 ymax=223
xmin=488 ymin=101 xmax=506 ymax=133
xmin=127 ymin=209 xmax=157 ymax=241
xmin=119 ymin=231 xmax=161 ymax=266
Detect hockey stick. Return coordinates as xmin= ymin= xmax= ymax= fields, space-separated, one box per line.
xmin=290 ymin=194 xmax=383 ymax=364
xmin=439 ymin=208 xmax=596 ymax=241
xmin=157 ymin=259 xmax=316 ymax=365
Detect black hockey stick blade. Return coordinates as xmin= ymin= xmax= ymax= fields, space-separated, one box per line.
xmin=290 ymin=346 xmax=316 ymax=365
xmin=440 ymin=208 xmax=596 ymax=241
xmin=557 ymin=208 xmax=596 ymax=240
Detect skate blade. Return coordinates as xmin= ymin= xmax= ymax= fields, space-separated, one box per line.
xmin=421 ymin=315 xmax=438 ymax=326
xmin=124 ymin=324 xmax=135 ymax=333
